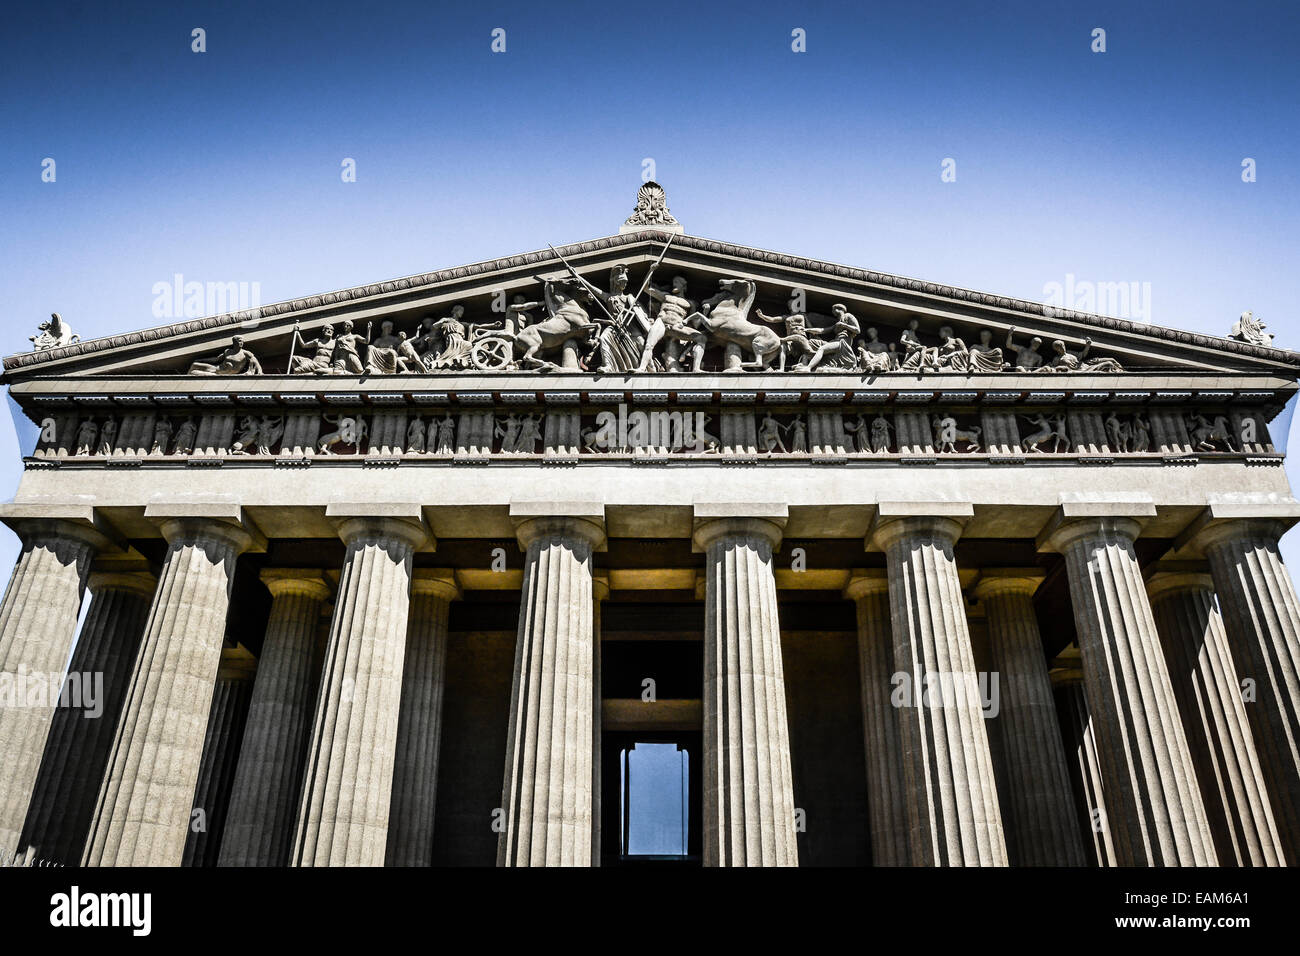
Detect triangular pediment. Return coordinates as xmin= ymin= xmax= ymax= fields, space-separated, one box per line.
xmin=5 ymin=230 xmax=1297 ymax=382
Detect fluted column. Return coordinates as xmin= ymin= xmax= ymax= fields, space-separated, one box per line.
xmin=498 ymin=512 xmax=603 ymax=867
xmin=844 ymin=571 xmax=909 ymax=866
xmin=386 ymin=569 xmax=459 ymax=866
xmin=0 ymin=518 xmax=106 ymax=856
xmin=1046 ymin=514 xmax=1216 ymax=865
xmin=974 ymin=571 xmax=1085 ymax=866
xmin=874 ymin=508 xmax=1007 ymax=866
xmin=1054 ymin=677 xmax=1117 ymax=866
xmin=219 ymin=570 xmax=331 ymax=866
xmin=183 ymin=646 xmax=256 ymax=867
xmin=293 ymin=511 xmax=428 ymax=867
xmin=17 ymin=570 xmax=156 ymax=866
xmin=83 ymin=517 xmax=255 ymax=866
xmin=696 ymin=509 xmax=798 ymax=867
xmin=1193 ymin=518 xmax=1300 ymax=863
xmin=1149 ymin=567 xmax=1285 ymax=866
xmin=592 ymin=573 xmax=608 ymax=866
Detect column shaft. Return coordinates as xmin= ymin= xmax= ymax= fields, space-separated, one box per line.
xmin=1198 ymin=519 xmax=1300 ymax=863
xmin=1051 ymin=516 xmax=1216 ymax=865
xmin=1055 ymin=679 xmax=1118 ymax=866
xmin=698 ymin=516 xmax=798 ymax=867
xmin=219 ymin=572 xmax=330 ymax=866
xmin=293 ymin=516 xmax=425 ymax=866
xmin=1150 ymin=570 xmax=1285 ymax=866
xmin=182 ymin=652 xmax=255 ymax=866
xmin=498 ymin=516 xmax=601 ymax=866
xmin=386 ymin=572 xmax=458 ymax=866
xmin=17 ymin=572 xmax=154 ymax=866
xmin=83 ymin=518 xmax=253 ymax=866
xmin=976 ymin=575 xmax=1085 ymax=866
xmin=845 ymin=574 xmax=909 ymax=865
xmin=0 ymin=520 xmax=101 ymax=855
xmin=878 ymin=515 xmax=1007 ymax=866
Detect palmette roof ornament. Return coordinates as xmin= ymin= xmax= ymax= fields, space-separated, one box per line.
xmin=620 ymin=181 xmax=683 ymax=235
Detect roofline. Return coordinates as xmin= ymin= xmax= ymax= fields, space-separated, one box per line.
xmin=6 ymin=230 xmax=1297 ymax=374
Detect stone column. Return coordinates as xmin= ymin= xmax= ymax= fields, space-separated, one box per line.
xmin=973 ymin=571 xmax=1085 ymax=866
xmin=844 ymin=571 xmax=909 ymax=866
xmin=1054 ymin=676 xmax=1118 ymax=866
xmin=1192 ymin=516 xmax=1300 ymax=864
xmin=497 ymin=507 xmax=604 ymax=867
xmin=17 ymin=570 xmax=155 ymax=866
xmin=695 ymin=504 xmax=798 ymax=867
xmin=183 ymin=646 xmax=256 ymax=867
xmin=219 ymin=570 xmax=331 ymax=867
xmin=293 ymin=506 xmax=428 ymax=867
xmin=1044 ymin=510 xmax=1216 ymax=865
xmin=83 ymin=514 xmax=256 ymax=866
xmin=386 ymin=569 xmax=460 ymax=867
xmin=0 ymin=516 xmax=107 ymax=856
xmin=592 ymin=573 xmax=608 ymax=866
xmin=1148 ymin=569 xmax=1283 ymax=866
xmin=873 ymin=504 xmax=1007 ymax=866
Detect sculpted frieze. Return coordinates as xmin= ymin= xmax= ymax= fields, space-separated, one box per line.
xmin=36 ymin=401 xmax=1270 ymax=464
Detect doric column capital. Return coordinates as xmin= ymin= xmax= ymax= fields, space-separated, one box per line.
xmin=868 ymin=501 xmax=972 ymax=552
xmin=260 ymin=568 xmax=333 ymax=601
xmin=326 ymin=502 xmax=432 ymax=552
xmin=216 ymin=644 xmax=258 ymax=682
xmin=1036 ymin=497 xmax=1155 ymax=553
xmin=1039 ymin=514 xmax=1144 ymax=554
xmin=88 ymin=569 xmax=158 ymax=599
xmin=1144 ymin=566 xmax=1215 ymax=604
xmin=843 ymin=569 xmax=889 ymax=601
xmin=411 ymin=568 xmax=461 ymax=602
xmin=972 ymin=567 xmax=1044 ymax=601
xmin=692 ymin=502 xmax=787 ymax=553
xmin=1186 ymin=516 xmax=1291 ymax=556
xmin=159 ymin=517 xmax=257 ymax=555
xmin=510 ymin=500 xmax=606 ymax=552
xmin=0 ymin=504 xmax=120 ymax=555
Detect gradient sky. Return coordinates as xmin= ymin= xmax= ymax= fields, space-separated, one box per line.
xmin=2 ymin=0 xmax=1298 ymax=576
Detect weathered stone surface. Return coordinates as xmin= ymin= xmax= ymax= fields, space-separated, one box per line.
xmin=83 ymin=518 xmax=253 ymax=866
xmin=974 ymin=572 xmax=1085 ymax=866
xmin=875 ymin=511 xmax=1007 ymax=866
xmin=1047 ymin=515 xmax=1216 ymax=865
xmin=183 ymin=647 xmax=256 ymax=866
xmin=294 ymin=514 xmax=426 ymax=866
xmin=1148 ymin=570 xmax=1284 ymax=866
xmin=219 ymin=571 xmax=330 ymax=866
xmin=498 ymin=513 xmax=603 ymax=866
xmin=0 ymin=520 xmax=103 ymax=857
xmin=696 ymin=511 xmax=798 ymax=867
xmin=844 ymin=571 xmax=909 ymax=866
xmin=386 ymin=570 xmax=459 ymax=867
xmin=1194 ymin=519 xmax=1300 ymax=864
xmin=16 ymin=571 xmax=154 ymax=866
xmin=1054 ymin=679 xmax=1118 ymax=866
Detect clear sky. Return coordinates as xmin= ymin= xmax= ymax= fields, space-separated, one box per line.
xmin=2 ymin=0 xmax=1298 ymax=573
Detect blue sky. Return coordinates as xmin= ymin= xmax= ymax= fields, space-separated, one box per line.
xmin=2 ymin=0 xmax=1298 ymax=573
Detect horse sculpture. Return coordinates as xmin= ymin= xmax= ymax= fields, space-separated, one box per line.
xmin=1187 ymin=414 xmax=1236 ymax=452
xmin=512 ymin=279 xmax=599 ymax=371
xmin=693 ymin=279 xmax=782 ymax=371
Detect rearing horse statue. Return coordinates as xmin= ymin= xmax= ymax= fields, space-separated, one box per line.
xmin=693 ymin=278 xmax=782 ymax=371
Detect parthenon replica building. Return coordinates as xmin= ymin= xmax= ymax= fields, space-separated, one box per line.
xmin=2 ymin=183 xmax=1299 ymax=867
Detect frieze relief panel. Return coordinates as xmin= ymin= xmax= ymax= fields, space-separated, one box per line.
xmin=30 ymin=402 xmax=1275 ymax=466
